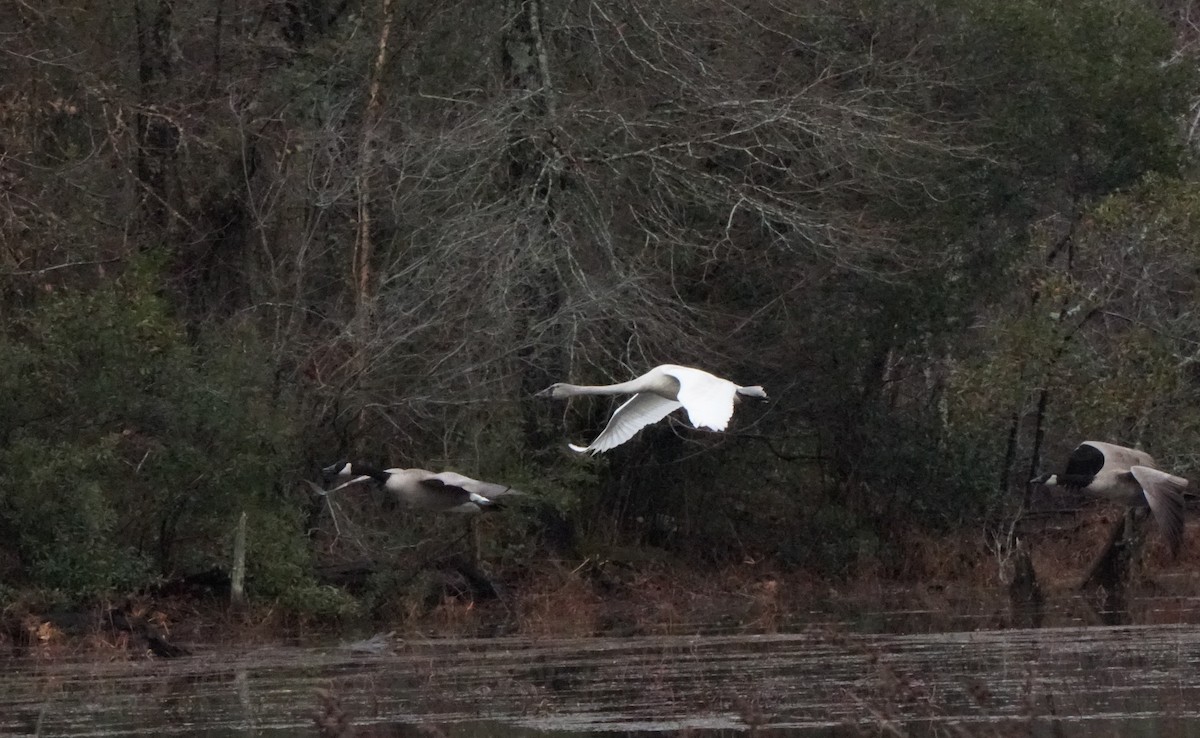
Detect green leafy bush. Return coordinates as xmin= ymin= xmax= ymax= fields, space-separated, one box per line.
xmin=0 ymin=264 xmax=311 ymax=604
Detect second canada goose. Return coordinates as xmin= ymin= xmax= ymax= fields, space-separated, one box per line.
xmin=1031 ymin=441 xmax=1188 ymax=557
xmin=319 ymin=461 xmax=521 ymax=514
xmin=535 ymin=364 xmax=767 ymax=454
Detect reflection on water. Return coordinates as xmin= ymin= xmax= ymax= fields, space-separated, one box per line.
xmin=5 ymin=600 xmax=1200 ymax=736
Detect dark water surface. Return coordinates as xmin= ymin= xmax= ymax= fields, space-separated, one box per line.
xmin=5 ymin=607 xmax=1200 ymax=737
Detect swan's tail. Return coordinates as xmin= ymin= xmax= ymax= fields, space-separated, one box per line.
xmin=737 ymin=385 xmax=767 ymax=399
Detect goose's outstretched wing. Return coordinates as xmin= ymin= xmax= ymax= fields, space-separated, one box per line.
xmin=1082 ymin=441 xmax=1156 ymax=469
xmin=1130 ymin=465 xmax=1188 ymax=557
xmin=569 ymin=393 xmax=683 ymax=454
xmin=424 ymin=472 xmax=522 ymax=501
xmin=304 ymin=475 xmax=375 ymax=496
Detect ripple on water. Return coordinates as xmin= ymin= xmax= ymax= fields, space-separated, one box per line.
xmin=3 ymin=622 xmax=1200 ymax=736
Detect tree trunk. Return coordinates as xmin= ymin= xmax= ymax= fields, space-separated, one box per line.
xmin=348 ymin=0 xmax=395 ymax=437
xmin=134 ymin=0 xmax=179 ymax=235
xmin=500 ymin=0 xmax=569 ymax=455
xmin=1007 ymin=537 xmax=1043 ymax=629
xmin=354 ymin=0 xmax=395 ymax=321
xmin=1080 ymin=507 xmax=1149 ymax=596
xmin=1026 ymin=389 xmax=1050 ymax=507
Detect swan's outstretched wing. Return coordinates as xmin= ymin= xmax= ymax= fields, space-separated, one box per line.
xmin=665 ymin=367 xmax=737 ymax=431
xmin=569 ymin=392 xmax=683 ymax=454
xmin=1130 ymin=465 xmax=1188 ymax=557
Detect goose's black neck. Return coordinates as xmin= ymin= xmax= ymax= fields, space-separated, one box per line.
xmin=351 ymin=463 xmax=391 ymax=484
xmin=1055 ymin=443 xmax=1105 ymax=491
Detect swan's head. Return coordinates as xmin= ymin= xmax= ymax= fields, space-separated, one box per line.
xmin=322 ymin=460 xmax=354 ymax=483
xmin=1029 ymin=473 xmax=1057 ymax=487
xmin=534 ymin=383 xmax=572 ymax=400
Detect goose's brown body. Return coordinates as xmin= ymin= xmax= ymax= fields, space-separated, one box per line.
xmin=1033 ymin=441 xmax=1188 ymax=557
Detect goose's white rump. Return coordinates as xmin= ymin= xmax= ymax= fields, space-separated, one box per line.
xmin=535 ymin=364 xmax=767 ymax=454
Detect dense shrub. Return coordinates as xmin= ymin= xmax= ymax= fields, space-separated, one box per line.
xmin=0 ymin=265 xmax=311 ymax=603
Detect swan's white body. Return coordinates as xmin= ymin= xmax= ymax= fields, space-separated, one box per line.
xmin=316 ymin=462 xmax=520 ymax=514
xmin=535 ymin=364 xmax=767 ymax=454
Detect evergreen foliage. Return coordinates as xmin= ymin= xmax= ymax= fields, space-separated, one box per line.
xmin=0 ymin=0 xmax=1197 ymax=608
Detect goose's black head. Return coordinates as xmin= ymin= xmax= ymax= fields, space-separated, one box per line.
xmin=1038 ymin=442 xmax=1104 ymax=491
xmin=321 ymin=460 xmax=354 ymax=483
xmin=322 ymin=460 xmax=392 ymax=486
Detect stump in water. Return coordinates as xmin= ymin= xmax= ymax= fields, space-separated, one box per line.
xmin=313 ymin=688 xmax=353 ymax=738
xmin=1008 ymin=537 xmax=1044 ymax=629
xmin=1079 ymin=507 xmax=1150 ymax=623
xmin=231 ymin=511 xmax=248 ymax=610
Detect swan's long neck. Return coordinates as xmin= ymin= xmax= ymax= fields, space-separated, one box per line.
xmin=560 ymin=378 xmax=654 ymax=396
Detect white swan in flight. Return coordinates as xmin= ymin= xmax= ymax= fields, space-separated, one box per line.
xmin=535 ymin=364 xmax=767 ymax=454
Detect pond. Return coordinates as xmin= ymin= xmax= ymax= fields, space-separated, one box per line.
xmin=5 ymin=598 xmax=1200 ymax=737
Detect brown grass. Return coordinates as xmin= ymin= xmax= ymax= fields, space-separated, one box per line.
xmin=513 ymin=565 xmax=606 ymax=637
xmin=10 ymin=510 xmax=1200 ymax=656
xmin=499 ymin=559 xmax=822 ymax=638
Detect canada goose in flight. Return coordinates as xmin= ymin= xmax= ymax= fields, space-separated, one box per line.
xmin=1031 ymin=441 xmax=1188 ymax=557
xmin=535 ymin=364 xmax=767 ymax=454
xmin=316 ymin=461 xmax=521 ymax=514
